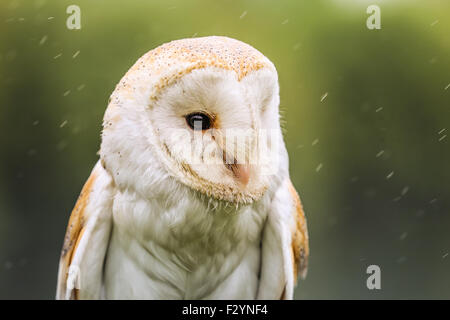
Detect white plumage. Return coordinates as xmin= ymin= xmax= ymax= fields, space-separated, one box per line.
xmin=56 ymin=36 xmax=309 ymax=300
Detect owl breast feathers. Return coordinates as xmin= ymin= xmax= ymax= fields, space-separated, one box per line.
xmin=56 ymin=36 xmax=309 ymax=300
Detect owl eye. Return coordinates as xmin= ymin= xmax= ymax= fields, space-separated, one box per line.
xmin=185 ymin=112 xmax=212 ymax=130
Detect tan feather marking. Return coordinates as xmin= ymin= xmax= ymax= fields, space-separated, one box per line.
xmin=72 ymin=227 xmax=85 ymax=262
xmin=70 ymin=288 xmax=79 ymax=300
xmin=288 ymin=180 xmax=309 ymax=282
xmin=280 ymin=286 xmax=287 ymax=300
xmin=60 ymin=170 xmax=97 ymax=287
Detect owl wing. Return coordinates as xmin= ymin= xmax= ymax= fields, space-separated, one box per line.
xmin=257 ymin=178 xmax=309 ymax=300
xmin=56 ymin=161 xmax=114 ymax=300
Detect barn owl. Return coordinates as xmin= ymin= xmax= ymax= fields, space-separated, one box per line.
xmin=56 ymin=36 xmax=309 ymax=300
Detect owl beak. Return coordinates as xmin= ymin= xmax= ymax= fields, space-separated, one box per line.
xmin=229 ymin=163 xmax=250 ymax=186
xmin=222 ymin=149 xmax=251 ymax=185
xmin=216 ymin=132 xmax=253 ymax=186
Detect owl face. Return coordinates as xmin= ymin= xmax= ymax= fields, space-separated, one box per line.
xmin=101 ymin=37 xmax=283 ymax=204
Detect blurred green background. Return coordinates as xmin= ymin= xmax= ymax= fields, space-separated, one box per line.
xmin=0 ymin=0 xmax=449 ymax=299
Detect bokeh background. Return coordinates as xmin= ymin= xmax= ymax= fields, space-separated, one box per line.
xmin=0 ymin=0 xmax=449 ymax=299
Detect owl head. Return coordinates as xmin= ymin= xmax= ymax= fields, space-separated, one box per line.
xmin=100 ymin=36 xmax=286 ymax=204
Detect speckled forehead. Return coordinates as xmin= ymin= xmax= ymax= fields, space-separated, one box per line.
xmin=108 ymin=37 xmax=276 ymax=107
xmin=123 ymin=37 xmax=274 ymax=89
xmin=138 ymin=36 xmax=273 ymax=80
